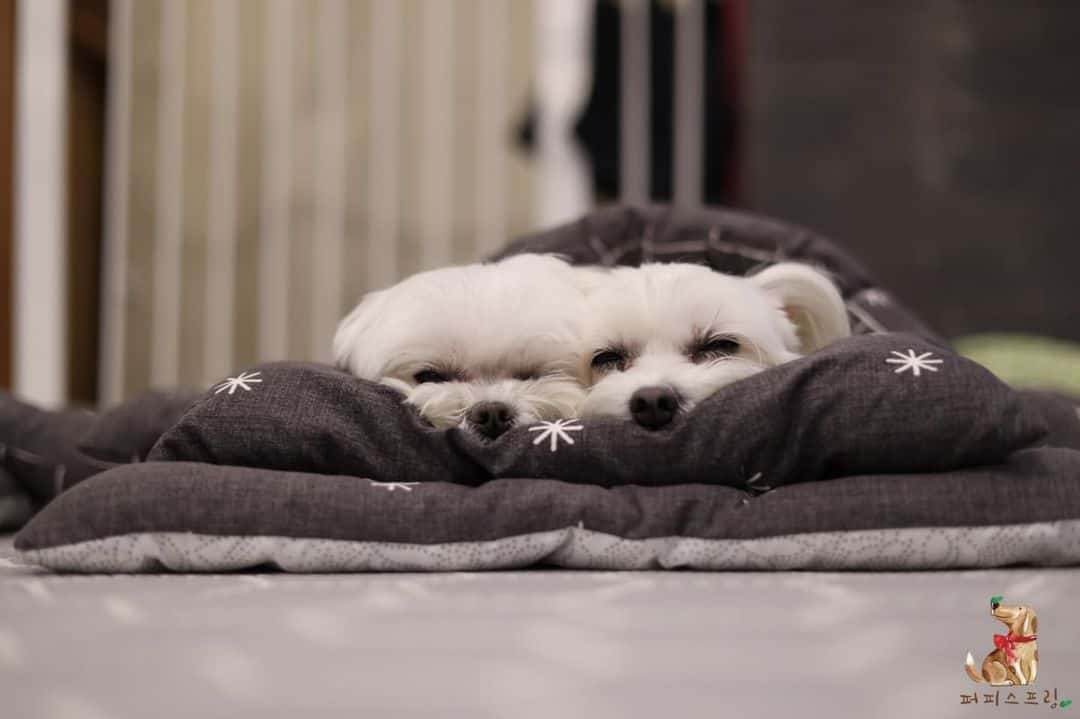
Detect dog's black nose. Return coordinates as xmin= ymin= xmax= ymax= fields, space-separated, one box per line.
xmin=629 ymin=386 xmax=679 ymax=430
xmin=991 ymin=601 xmax=1001 ymax=611
xmin=466 ymin=401 xmax=515 ymax=439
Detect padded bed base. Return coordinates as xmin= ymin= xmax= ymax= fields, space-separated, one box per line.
xmin=15 ymin=447 xmax=1080 ymax=572
xmin=6 ymin=206 xmax=1080 ymax=574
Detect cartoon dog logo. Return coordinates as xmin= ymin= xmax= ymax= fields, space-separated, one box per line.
xmin=965 ymin=595 xmax=1038 ymax=686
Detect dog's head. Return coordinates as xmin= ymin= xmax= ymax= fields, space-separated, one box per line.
xmin=333 ymin=254 xmax=589 ymax=439
xmin=580 ymin=262 xmax=850 ymax=429
xmin=991 ymin=600 xmax=1038 ymax=638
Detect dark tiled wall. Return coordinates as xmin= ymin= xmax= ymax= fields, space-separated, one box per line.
xmin=746 ymin=1 xmax=1080 ymax=340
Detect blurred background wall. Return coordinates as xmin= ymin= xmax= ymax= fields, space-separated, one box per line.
xmin=746 ymin=0 xmax=1080 ymax=345
xmin=3 ymin=0 xmax=1079 ymax=407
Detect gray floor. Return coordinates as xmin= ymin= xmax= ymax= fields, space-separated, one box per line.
xmin=2 ymin=536 xmax=1079 ymax=718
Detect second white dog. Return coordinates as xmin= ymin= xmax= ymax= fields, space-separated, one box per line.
xmin=334 ymin=254 xmax=589 ymax=439
xmin=580 ymin=262 xmax=851 ymax=429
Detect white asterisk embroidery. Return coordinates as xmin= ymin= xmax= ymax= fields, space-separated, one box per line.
xmin=368 ymin=480 xmax=420 ymax=492
xmin=213 ymin=371 xmax=263 ymax=395
xmin=528 ymin=419 xmax=584 ymax=452
xmin=885 ymin=349 xmax=944 ymax=377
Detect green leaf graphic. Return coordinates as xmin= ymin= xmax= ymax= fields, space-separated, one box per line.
xmin=990 ymin=595 xmax=1004 ymax=604
xmin=1060 ymin=699 xmax=1072 ymax=708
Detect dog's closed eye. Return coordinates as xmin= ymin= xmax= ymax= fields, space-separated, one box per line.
xmin=413 ymin=369 xmax=449 ymax=384
xmin=591 ymin=348 xmax=629 ymax=374
xmin=690 ymin=335 xmax=740 ymax=363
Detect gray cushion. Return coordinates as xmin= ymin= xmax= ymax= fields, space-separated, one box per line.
xmin=13 ymin=448 xmax=1080 ymax=571
xmin=0 ymin=394 xmax=99 ymax=503
xmin=76 ymin=389 xmax=201 ymax=463
xmin=0 ymin=390 xmax=200 ymax=520
xmin=147 ymin=364 xmax=487 ymax=485
xmin=1019 ymin=389 xmax=1080 ymax=451
xmin=148 ymin=334 xmax=1046 ymax=492
xmin=0 ymin=466 xmax=33 ymax=531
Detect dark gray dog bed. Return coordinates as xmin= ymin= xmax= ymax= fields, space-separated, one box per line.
xmin=6 ymin=205 xmax=1080 ymax=571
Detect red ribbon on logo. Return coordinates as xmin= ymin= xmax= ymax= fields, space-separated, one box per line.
xmin=993 ymin=632 xmax=1037 ymax=664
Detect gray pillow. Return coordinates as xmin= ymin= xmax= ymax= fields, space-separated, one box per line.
xmin=148 ymin=334 xmax=1046 ymax=492
xmin=1019 ymin=389 xmax=1080 ymax=451
xmin=147 ymin=364 xmax=488 ymax=485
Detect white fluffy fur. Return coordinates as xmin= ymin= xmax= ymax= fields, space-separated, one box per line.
xmin=333 ymin=254 xmax=589 ymax=432
xmin=580 ymin=262 xmax=851 ymax=421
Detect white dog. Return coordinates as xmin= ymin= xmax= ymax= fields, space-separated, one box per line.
xmin=333 ymin=254 xmax=589 ymax=439
xmin=580 ymin=262 xmax=851 ymax=429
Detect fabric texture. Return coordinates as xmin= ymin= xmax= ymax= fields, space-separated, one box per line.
xmin=14 ymin=448 xmax=1080 ymax=570
xmin=76 ymin=389 xmax=201 ymax=463
xmin=0 ymin=394 xmax=100 ymax=504
xmin=0 ymin=466 xmax=33 ymax=530
xmin=1020 ymin=390 xmax=1080 ymax=451
xmin=496 ymin=203 xmax=944 ymax=343
xmin=147 ymin=363 xmax=488 ymax=485
xmin=0 ymin=390 xmax=200 ymax=525
xmin=147 ymin=335 xmax=1046 ymax=491
xmin=17 ymin=523 xmax=1080 ymax=573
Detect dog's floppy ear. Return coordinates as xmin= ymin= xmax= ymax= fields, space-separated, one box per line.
xmin=1024 ymin=610 xmax=1038 ymax=636
xmin=749 ymin=262 xmax=851 ymax=352
xmin=332 ymin=289 xmax=390 ymax=377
